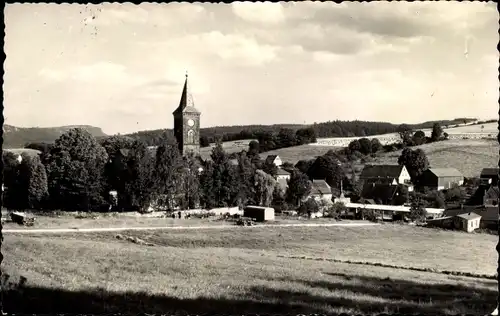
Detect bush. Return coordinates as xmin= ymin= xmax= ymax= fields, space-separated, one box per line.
xmin=297 ymin=198 xmax=319 ymax=215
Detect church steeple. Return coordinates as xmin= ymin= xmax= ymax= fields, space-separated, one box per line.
xmin=173 ymin=72 xmax=201 ymax=157
xmin=173 ymin=72 xmax=200 ymax=115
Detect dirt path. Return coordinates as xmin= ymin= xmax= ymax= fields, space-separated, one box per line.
xmin=3 ymin=222 xmax=380 ymax=234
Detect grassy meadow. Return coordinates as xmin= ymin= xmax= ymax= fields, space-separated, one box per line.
xmin=370 ymin=139 xmax=497 ymax=178
xmin=3 ymin=223 xmax=498 ymax=314
xmin=446 ymin=122 xmax=497 ymax=134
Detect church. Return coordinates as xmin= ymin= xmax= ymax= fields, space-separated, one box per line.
xmin=172 ymin=73 xmax=201 ymax=157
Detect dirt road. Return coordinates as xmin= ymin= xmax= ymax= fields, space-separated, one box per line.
xmin=3 ymin=222 xmax=380 ymax=234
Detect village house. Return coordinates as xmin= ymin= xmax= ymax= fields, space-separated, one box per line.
xmin=359 ymin=164 xmax=414 ymax=191
xmin=483 ymin=185 xmax=499 ymax=206
xmin=455 ymin=212 xmax=482 ymax=233
xmin=276 ymin=168 xmax=291 ymax=181
xmin=441 ymin=205 xmax=498 ymax=230
xmin=309 ymin=180 xmax=333 ymax=203
xmin=265 ymin=155 xmax=283 ymax=167
xmin=480 ymin=168 xmax=499 ymax=186
xmin=419 ymin=168 xmax=464 ymax=190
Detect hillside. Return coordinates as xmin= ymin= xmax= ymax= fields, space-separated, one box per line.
xmin=3 ymin=125 xmax=107 ymax=149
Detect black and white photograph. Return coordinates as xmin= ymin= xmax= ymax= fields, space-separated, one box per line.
xmin=1 ymin=1 xmax=499 ymax=314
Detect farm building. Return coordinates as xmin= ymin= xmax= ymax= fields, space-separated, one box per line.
xmin=443 ymin=205 xmax=498 ymax=230
xmin=454 ymin=212 xmax=482 ymax=233
xmin=265 ymin=155 xmax=283 ymax=167
xmin=480 ymin=168 xmax=499 ymax=186
xmin=419 ymin=168 xmax=464 ymax=190
xmin=243 ymin=206 xmax=275 ymax=222
xmin=360 ymin=183 xmax=408 ymax=206
xmin=309 ymin=180 xmax=333 ymax=203
xmin=276 ymin=168 xmax=291 ymax=181
xmin=359 ymin=164 xmax=413 ymax=191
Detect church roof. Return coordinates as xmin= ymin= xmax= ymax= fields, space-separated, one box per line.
xmin=173 ymin=74 xmax=200 ymax=115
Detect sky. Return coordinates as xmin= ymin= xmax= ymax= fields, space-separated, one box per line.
xmin=4 ymin=2 xmax=499 ymax=135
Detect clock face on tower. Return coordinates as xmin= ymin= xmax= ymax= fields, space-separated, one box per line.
xmin=187 ymin=119 xmax=195 ymax=127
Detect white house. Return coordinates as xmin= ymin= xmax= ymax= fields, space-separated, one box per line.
xmin=359 ymin=164 xmax=413 ymax=192
xmin=310 ymin=180 xmax=333 ymax=203
xmin=265 ymin=155 xmax=283 ymax=167
xmin=276 ymin=168 xmax=291 ymax=181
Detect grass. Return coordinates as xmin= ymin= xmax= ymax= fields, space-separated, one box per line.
xmin=259 ymin=144 xmax=339 ymax=164
xmin=446 ymin=122 xmax=497 ymax=134
xmin=362 ymin=139 xmax=498 ymax=178
xmin=3 ymin=223 xmax=498 ymax=314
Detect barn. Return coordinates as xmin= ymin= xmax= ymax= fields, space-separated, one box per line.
xmin=243 ymin=206 xmax=275 ymax=222
xmin=419 ymin=168 xmax=464 ymax=190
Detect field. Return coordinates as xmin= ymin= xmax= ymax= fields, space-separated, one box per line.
xmin=259 ymin=144 xmax=339 ymax=164
xmin=446 ymin=122 xmax=497 ymax=134
xmin=2 ymin=222 xmax=498 ymax=314
xmin=369 ymin=139 xmax=498 ymax=178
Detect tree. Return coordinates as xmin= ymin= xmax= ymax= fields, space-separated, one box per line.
xmin=45 ymin=128 xmax=108 ymax=212
xmin=178 ymin=153 xmax=201 ymax=210
xmin=370 ymin=138 xmax=382 ymax=153
xmin=235 ymin=151 xmax=256 ymax=207
xmin=154 ymin=141 xmax=185 ymax=211
xmin=358 ymin=138 xmax=372 ymax=155
xmin=3 ymin=152 xmax=22 ymax=210
xmin=325 ymin=202 xmax=346 ymax=219
xmin=348 ymin=139 xmax=361 ymax=153
xmin=412 ymin=130 xmax=426 ymax=146
xmin=200 ymin=136 xmax=210 ymax=148
xmin=100 ymin=135 xmax=135 ymax=192
xmin=254 ymin=169 xmax=277 ymax=206
xmin=297 ymin=198 xmax=319 ymax=215
xmin=443 ymin=132 xmax=449 ymax=140
xmin=296 ymin=127 xmax=317 ymax=145
xmin=398 ymin=148 xmax=429 ymax=182
xmin=209 ymin=142 xmax=240 ymax=207
xmin=431 ymin=123 xmax=443 ymax=142
xmin=286 ymin=171 xmax=312 ymax=207
xmin=295 ymin=159 xmax=314 ymax=174
xmin=262 ymin=161 xmax=278 ymax=177
xmin=276 ymin=128 xmax=297 ymax=148
xmin=271 ymin=183 xmax=287 ymax=212
xmin=307 ymin=155 xmax=346 ymax=189
xmin=118 ymin=140 xmax=155 ymax=212
xmin=397 ymin=124 xmax=413 ymax=146
xmin=408 ymin=194 xmax=427 ymax=223
xmin=15 ymin=153 xmax=49 ymax=210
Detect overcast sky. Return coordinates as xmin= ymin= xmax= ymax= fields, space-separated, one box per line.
xmin=4 ymin=2 xmax=499 ymax=135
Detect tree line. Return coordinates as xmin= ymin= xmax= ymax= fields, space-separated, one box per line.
xmin=6 ymin=128 xmax=327 ymax=214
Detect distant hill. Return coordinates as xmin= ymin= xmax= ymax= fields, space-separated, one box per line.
xmin=3 ymin=124 xmax=107 ymax=149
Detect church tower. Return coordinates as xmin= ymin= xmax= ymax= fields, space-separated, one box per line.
xmin=173 ymin=73 xmax=201 ymax=156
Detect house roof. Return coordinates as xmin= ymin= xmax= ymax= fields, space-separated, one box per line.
xmin=456 ymin=212 xmax=482 ymax=220
xmin=265 ymin=155 xmax=279 ymax=164
xmin=484 ymin=186 xmax=499 ymax=202
xmin=359 ymin=165 xmax=404 ymax=180
xmin=172 ymin=74 xmax=200 ymax=115
xmin=311 ymin=180 xmax=331 ymax=195
xmin=481 ymin=168 xmax=499 ymax=178
xmin=361 ymin=183 xmax=399 ymax=203
xmin=445 ymin=206 xmax=498 ymax=222
xmin=276 ymin=168 xmax=290 ymax=176
xmin=428 ymin=168 xmax=463 ymax=178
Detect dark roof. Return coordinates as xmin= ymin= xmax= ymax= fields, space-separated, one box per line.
xmin=445 ymin=206 xmax=499 ymax=222
xmin=481 ymin=168 xmax=499 ymax=178
xmin=361 ymin=183 xmax=399 ymax=203
xmin=276 ymin=168 xmax=290 ymax=176
xmin=265 ymin=155 xmax=279 ymax=164
xmin=427 ymin=168 xmax=463 ymax=178
xmin=359 ymin=165 xmax=404 ymax=180
xmin=173 ymin=74 xmax=200 ymax=115
xmin=311 ymin=180 xmax=331 ymax=195
xmin=456 ymin=212 xmax=482 ymax=220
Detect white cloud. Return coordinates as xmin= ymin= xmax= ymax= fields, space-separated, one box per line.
xmin=38 ymin=68 xmax=65 ymax=81
xmin=232 ymin=2 xmax=285 ymax=25
xmin=70 ymin=62 xmax=146 ymax=86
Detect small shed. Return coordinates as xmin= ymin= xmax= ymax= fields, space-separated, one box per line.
xmin=454 ymin=212 xmax=481 ymax=233
xmin=243 ymin=206 xmax=275 ymax=222
xmin=420 ymin=168 xmax=464 ymax=190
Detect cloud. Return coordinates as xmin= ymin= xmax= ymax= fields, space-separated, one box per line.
xmin=38 ymin=68 xmax=65 ymax=81
xmin=70 ymin=62 xmax=147 ymax=87
xmin=231 ymin=2 xmax=285 ymax=25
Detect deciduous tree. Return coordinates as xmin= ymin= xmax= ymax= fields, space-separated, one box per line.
xmin=286 ymin=171 xmax=312 ymax=207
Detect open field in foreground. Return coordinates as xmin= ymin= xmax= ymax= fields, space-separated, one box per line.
xmin=3 ymin=224 xmax=497 ymax=314
xmin=365 ymin=139 xmax=498 ymax=178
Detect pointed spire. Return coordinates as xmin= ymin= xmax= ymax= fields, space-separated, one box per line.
xmin=173 ymin=72 xmax=200 ymax=115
